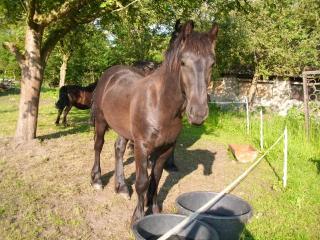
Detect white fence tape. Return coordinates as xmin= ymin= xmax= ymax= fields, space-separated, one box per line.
xmin=158 ymin=129 xmax=287 ymax=240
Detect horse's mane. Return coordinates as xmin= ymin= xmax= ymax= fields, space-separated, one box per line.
xmin=85 ymin=81 xmax=97 ymax=91
xmin=164 ymin=26 xmax=213 ymax=72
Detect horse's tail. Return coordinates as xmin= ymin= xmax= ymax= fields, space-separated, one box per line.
xmin=55 ymin=86 xmax=69 ymax=110
xmin=89 ymin=89 xmax=97 ymax=127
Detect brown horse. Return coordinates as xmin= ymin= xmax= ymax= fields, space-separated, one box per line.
xmin=55 ymin=82 xmax=97 ymax=125
xmin=91 ymin=20 xmax=218 ymax=224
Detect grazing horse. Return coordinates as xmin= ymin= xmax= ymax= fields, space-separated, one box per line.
xmin=132 ymin=61 xmax=160 ymax=75
xmin=91 ymin=20 xmax=218 ymax=224
xmin=55 ymin=82 xmax=97 ymax=125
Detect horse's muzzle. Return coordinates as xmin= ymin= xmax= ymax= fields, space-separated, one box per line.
xmin=187 ymin=105 xmax=208 ymax=125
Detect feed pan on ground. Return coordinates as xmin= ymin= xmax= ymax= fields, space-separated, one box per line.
xmin=132 ymin=213 xmax=219 ymax=240
xmin=176 ymin=191 xmax=253 ymax=240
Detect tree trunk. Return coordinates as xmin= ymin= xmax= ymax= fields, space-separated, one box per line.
xmin=59 ymin=52 xmax=70 ymax=87
xmin=15 ymin=24 xmax=44 ymax=141
xmin=247 ymin=73 xmax=259 ymax=107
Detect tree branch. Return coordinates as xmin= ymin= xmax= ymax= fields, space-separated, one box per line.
xmin=111 ymin=0 xmax=141 ymax=13
xmin=27 ymin=0 xmax=36 ymax=23
xmin=41 ymin=4 xmax=110 ymax=63
xmin=35 ymin=0 xmax=93 ymax=27
xmin=41 ymin=25 xmax=74 ymax=63
xmin=2 ymin=42 xmax=25 ymax=66
xmin=40 ymin=0 xmax=128 ymax=63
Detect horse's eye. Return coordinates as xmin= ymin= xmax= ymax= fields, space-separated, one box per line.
xmin=181 ymin=60 xmax=185 ymax=66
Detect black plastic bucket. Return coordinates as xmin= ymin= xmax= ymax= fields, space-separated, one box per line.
xmin=132 ymin=214 xmax=219 ymax=240
xmin=176 ymin=192 xmax=253 ymax=240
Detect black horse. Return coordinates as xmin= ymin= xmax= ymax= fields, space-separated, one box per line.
xmin=55 ymin=82 xmax=97 ymax=125
xmin=91 ymin=20 xmax=218 ymax=224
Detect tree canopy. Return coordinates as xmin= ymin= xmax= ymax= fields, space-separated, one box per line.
xmin=0 ymin=0 xmax=319 ymax=140
xmin=2 ymin=0 xmax=318 ymax=85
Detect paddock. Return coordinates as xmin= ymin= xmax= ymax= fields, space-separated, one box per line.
xmin=1 ymin=88 xmax=319 ymax=239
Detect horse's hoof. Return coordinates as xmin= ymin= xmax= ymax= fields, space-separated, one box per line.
xmin=116 ymin=184 xmax=130 ymax=200
xmin=119 ymin=191 xmax=130 ymax=200
xmin=91 ymin=182 xmax=103 ymax=190
xmin=130 ymin=209 xmax=144 ymax=227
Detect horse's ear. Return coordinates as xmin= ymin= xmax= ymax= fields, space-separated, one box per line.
xmin=174 ymin=19 xmax=182 ymax=32
xmin=181 ymin=20 xmax=194 ymax=39
xmin=209 ymin=23 xmax=218 ymax=50
xmin=208 ymin=23 xmax=219 ymax=42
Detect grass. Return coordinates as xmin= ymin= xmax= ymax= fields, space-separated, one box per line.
xmin=0 ymin=88 xmax=319 ymax=239
xmin=184 ymin=104 xmax=320 ymax=240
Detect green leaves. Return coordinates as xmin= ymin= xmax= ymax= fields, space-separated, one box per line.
xmin=100 ymin=0 xmax=117 ymax=8
xmin=1 ymin=0 xmax=320 ymax=85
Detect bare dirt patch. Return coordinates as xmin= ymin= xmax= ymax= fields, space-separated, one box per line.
xmin=0 ymin=130 xmax=270 ymax=240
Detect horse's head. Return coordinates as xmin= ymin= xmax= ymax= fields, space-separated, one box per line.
xmin=172 ymin=21 xmax=218 ymax=125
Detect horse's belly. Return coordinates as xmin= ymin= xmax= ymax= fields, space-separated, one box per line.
xmin=102 ymin=101 xmax=132 ymax=140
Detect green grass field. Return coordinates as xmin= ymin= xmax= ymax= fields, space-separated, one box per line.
xmin=0 ymin=87 xmax=319 ymax=239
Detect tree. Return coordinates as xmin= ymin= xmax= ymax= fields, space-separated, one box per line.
xmin=243 ymin=0 xmax=320 ymax=104
xmin=44 ymin=23 xmax=113 ymax=87
xmin=0 ymin=0 xmax=134 ymax=141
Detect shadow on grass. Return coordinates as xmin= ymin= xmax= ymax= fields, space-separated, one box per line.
xmin=41 ymin=108 xmax=92 ymax=140
xmin=0 ymin=108 xmax=18 ymax=114
xmin=0 ymin=88 xmax=20 ymax=97
xmin=156 ymin=106 xmax=222 ymax=209
xmin=100 ymin=156 xmax=136 ymax=196
xmin=241 ymin=227 xmax=255 ymax=239
xmin=309 ymin=158 xmax=320 ymax=174
xmin=41 ymin=87 xmax=58 ymax=93
xmin=264 ymin=156 xmax=281 ymax=181
xmin=157 ymin=142 xmax=217 ymax=210
xmin=38 ymin=124 xmax=91 ymax=140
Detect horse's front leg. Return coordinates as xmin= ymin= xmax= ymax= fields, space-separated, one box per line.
xmin=55 ymin=108 xmax=63 ymax=125
xmin=131 ymin=140 xmax=149 ymax=225
xmin=147 ymin=145 xmax=175 ymax=214
xmin=62 ymin=105 xmax=72 ymax=126
xmin=164 ymin=145 xmax=178 ymax=172
xmin=91 ymin=118 xmax=107 ymax=190
xmin=114 ymin=135 xmax=130 ymax=199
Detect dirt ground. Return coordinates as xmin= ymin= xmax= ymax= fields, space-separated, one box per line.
xmin=0 ymin=129 xmax=259 ymax=240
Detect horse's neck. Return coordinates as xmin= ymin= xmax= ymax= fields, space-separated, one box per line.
xmin=157 ymin=68 xmax=185 ymax=114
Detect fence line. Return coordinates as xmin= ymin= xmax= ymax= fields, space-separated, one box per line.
xmin=283 ymin=127 xmax=288 ymax=188
xmin=208 ymin=101 xmax=246 ymax=104
xmin=260 ymin=109 xmax=264 ymax=150
xmin=209 ymin=96 xmax=250 ymax=134
xmin=245 ymin=96 xmax=250 ymax=134
xmin=158 ymin=128 xmax=287 ymax=240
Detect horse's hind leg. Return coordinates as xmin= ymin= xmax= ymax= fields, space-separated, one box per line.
xmin=114 ymin=135 xmax=130 ymax=199
xmin=164 ymin=150 xmax=178 ymax=172
xmin=62 ymin=105 xmax=72 ymax=126
xmin=55 ymin=108 xmax=63 ymax=125
xmin=91 ymin=117 xmax=108 ymax=190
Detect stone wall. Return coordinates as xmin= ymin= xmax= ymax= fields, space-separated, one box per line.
xmin=210 ymin=77 xmax=304 ymax=115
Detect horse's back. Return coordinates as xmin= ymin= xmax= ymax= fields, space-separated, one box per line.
xmin=98 ymin=65 xmax=144 ymax=86
xmin=94 ymin=65 xmax=145 ymax=139
xmin=95 ymin=65 xmax=144 ymax=103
